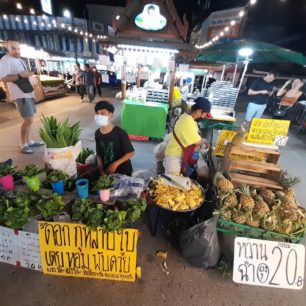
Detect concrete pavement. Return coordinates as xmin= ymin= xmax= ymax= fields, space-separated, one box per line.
xmin=0 ymin=94 xmax=305 ymax=306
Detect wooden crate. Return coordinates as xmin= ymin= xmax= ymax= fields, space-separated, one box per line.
xmin=223 ymin=143 xmax=283 ymax=190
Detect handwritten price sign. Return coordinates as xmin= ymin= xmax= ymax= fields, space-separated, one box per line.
xmin=233 ymin=237 xmax=305 ymax=290
xmin=39 ymin=222 xmax=139 ymax=282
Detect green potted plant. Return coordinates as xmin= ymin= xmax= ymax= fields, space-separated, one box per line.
xmin=93 ymin=175 xmax=115 ymax=202
xmin=20 ymin=165 xmax=44 ymax=192
xmin=76 ymin=148 xmax=95 ymax=176
xmin=36 ymin=194 xmax=66 ymax=220
xmin=0 ymin=164 xmax=17 ymax=190
xmin=46 ymin=170 xmax=68 ymax=195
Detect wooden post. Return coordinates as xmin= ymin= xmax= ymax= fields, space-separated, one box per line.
xmin=121 ymin=62 xmax=127 ymax=99
xmin=168 ymin=59 xmax=176 ymax=107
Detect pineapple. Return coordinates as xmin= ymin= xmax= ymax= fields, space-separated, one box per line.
xmin=279 ymin=171 xmax=300 ymax=202
xmin=253 ymin=195 xmax=270 ymax=215
xmin=239 ymin=184 xmax=255 ymax=210
xmin=221 ymin=191 xmax=238 ymax=208
xmin=259 ymin=188 xmax=276 ymax=205
xmin=231 ymin=208 xmax=247 ymax=224
xmin=275 ymin=191 xmax=297 ymax=208
xmin=214 ymin=172 xmax=234 ymax=192
xmin=214 ymin=208 xmax=232 ymax=221
xmin=231 ymin=122 xmax=248 ymax=146
xmin=245 ymin=211 xmax=260 ymax=228
xmin=261 ymin=213 xmax=278 ymax=231
xmin=278 ymin=205 xmax=299 ymax=222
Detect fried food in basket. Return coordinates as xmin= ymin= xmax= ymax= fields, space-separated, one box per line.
xmin=150 ymin=178 xmax=204 ymax=211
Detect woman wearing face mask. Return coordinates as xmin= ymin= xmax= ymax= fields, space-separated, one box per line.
xmin=94 ymin=101 xmax=135 ymax=176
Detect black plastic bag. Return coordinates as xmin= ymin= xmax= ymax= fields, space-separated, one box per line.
xmin=180 ymin=216 xmax=220 ymax=268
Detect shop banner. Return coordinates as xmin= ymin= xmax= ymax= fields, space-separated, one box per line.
xmin=214 ymin=130 xmax=237 ymax=156
xmin=247 ymin=119 xmax=290 ymax=145
xmin=233 ymin=237 xmax=305 ymax=290
xmin=39 ymin=222 xmax=139 ymax=282
xmin=0 ymin=225 xmax=42 ymax=271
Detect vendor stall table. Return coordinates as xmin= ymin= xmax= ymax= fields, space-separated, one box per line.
xmin=121 ymin=99 xmax=169 ymax=139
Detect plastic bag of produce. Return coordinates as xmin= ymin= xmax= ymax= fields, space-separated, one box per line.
xmin=43 ymin=141 xmax=82 ymax=177
xmin=180 ymin=216 xmax=220 ymax=268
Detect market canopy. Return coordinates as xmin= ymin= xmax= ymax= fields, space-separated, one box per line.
xmin=196 ymin=39 xmax=305 ymax=66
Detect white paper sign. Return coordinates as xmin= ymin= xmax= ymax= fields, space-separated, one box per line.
xmin=18 ymin=231 xmax=42 ymax=271
xmin=0 ymin=226 xmax=42 ymax=271
xmin=139 ymin=70 xmax=149 ymax=80
xmin=233 ymin=237 xmax=305 ymax=290
xmin=99 ymin=55 xmax=110 ymax=66
xmin=274 ymin=135 xmax=289 ymax=147
xmin=178 ymin=64 xmax=189 ymax=72
xmin=0 ymin=226 xmax=19 ymax=266
xmin=102 ymin=74 xmax=109 ymax=84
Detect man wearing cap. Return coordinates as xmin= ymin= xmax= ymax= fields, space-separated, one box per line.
xmin=164 ymin=97 xmax=212 ymax=182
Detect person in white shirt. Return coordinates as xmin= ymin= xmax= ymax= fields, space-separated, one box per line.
xmin=180 ymin=79 xmax=189 ymax=113
xmin=0 ymin=38 xmax=43 ymax=154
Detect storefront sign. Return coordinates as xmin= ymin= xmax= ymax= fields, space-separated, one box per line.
xmin=0 ymin=226 xmax=42 ymax=271
xmin=135 ymin=4 xmax=167 ymax=31
xmin=39 ymin=222 xmax=139 ymax=282
xmin=247 ymin=119 xmax=290 ymax=145
xmin=233 ymin=237 xmax=305 ymax=290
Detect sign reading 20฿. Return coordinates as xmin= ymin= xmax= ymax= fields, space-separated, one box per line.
xmin=39 ymin=222 xmax=138 ymax=282
xmin=247 ymin=119 xmax=290 ymax=144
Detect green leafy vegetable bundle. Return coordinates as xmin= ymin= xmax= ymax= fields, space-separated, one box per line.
xmin=77 ymin=148 xmax=95 ymax=164
xmin=93 ymin=175 xmax=115 ymax=192
xmin=20 ymin=164 xmax=44 ymax=178
xmin=39 ymin=115 xmax=81 ymax=148
xmin=0 ymin=164 xmax=17 ymax=177
xmin=46 ymin=170 xmax=68 ymax=183
xmin=36 ymin=194 xmax=66 ymax=220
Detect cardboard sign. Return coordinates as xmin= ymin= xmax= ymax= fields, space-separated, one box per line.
xmin=214 ymin=130 xmax=237 ymax=156
xmin=0 ymin=225 xmax=42 ymax=271
xmin=233 ymin=237 xmax=305 ymax=290
xmin=247 ymin=119 xmax=290 ymax=145
xmin=274 ymin=135 xmax=289 ymax=147
xmin=39 ymin=222 xmax=138 ymax=282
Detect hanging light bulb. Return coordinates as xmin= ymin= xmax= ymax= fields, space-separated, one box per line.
xmin=15 ymin=16 xmax=20 ymax=22
xmin=230 ymin=20 xmax=236 ymax=26
xmin=41 ymin=22 xmax=45 ymax=27
xmin=3 ymin=14 xmax=8 ymax=20
xmin=239 ymin=10 xmax=245 ymax=17
xmin=68 ymin=26 xmax=72 ymax=31
xmin=30 ymin=8 xmax=35 ymax=15
xmin=42 ymin=14 xmax=47 ymax=20
xmin=224 ymin=26 xmax=229 ymax=32
xmin=32 ymin=21 xmax=37 ymax=26
xmin=80 ymin=31 xmax=83 ymax=35
xmin=61 ymin=23 xmax=65 ymax=28
xmin=16 ymin=3 xmax=22 ymax=10
xmin=250 ymin=0 xmax=257 ymax=5
xmin=74 ymin=28 xmax=78 ymax=33
xmin=24 ymin=18 xmax=28 ymax=24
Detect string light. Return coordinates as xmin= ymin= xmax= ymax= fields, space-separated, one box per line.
xmin=68 ymin=26 xmax=72 ymax=31
xmin=24 ymin=18 xmax=28 ymax=23
xmin=41 ymin=22 xmax=45 ymax=27
xmin=42 ymin=14 xmax=47 ymax=20
xmin=16 ymin=3 xmax=22 ymax=10
xmin=3 ymin=14 xmax=8 ymax=20
xmin=196 ymin=0 xmax=259 ymax=49
xmin=29 ymin=8 xmax=35 ymax=15
xmin=15 ymin=16 xmax=20 ymax=22
xmin=48 ymin=23 xmax=51 ymax=27
xmin=32 ymin=21 xmax=37 ymax=25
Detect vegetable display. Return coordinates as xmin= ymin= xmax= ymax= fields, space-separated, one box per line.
xmin=214 ymin=171 xmax=306 ymax=236
xmin=20 ymin=164 xmax=44 ymax=178
xmin=93 ymin=175 xmax=115 ymax=191
xmin=39 ymin=115 xmax=81 ymax=148
xmin=71 ymin=198 xmax=147 ymax=231
xmin=77 ymin=148 xmax=95 ymax=164
xmin=36 ymin=194 xmax=66 ymax=220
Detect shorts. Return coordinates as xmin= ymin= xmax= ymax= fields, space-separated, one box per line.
xmin=163 ymin=156 xmax=182 ymax=175
xmin=16 ymin=98 xmax=36 ymax=118
xmin=245 ymin=103 xmax=266 ymax=122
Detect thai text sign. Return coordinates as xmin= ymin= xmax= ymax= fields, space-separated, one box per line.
xmin=233 ymin=237 xmax=305 ymax=290
xmin=247 ymin=119 xmax=290 ymax=144
xmin=39 ymin=222 xmax=138 ymax=282
xmin=214 ymin=130 xmax=237 ymax=156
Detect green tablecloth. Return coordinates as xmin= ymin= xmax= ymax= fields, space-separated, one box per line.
xmin=121 ymin=99 xmax=169 ymax=139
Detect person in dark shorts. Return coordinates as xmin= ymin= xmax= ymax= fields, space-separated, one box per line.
xmin=83 ymin=64 xmax=95 ymax=103
xmin=93 ymin=66 xmax=102 ymax=97
xmin=94 ymin=101 xmax=135 ymax=176
xmin=0 ymin=37 xmax=43 ymax=154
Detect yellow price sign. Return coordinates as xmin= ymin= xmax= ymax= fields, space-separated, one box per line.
xmin=39 ymin=222 xmax=138 ymax=282
xmin=214 ymin=130 xmax=237 ymax=156
xmin=247 ymin=119 xmax=290 ymax=145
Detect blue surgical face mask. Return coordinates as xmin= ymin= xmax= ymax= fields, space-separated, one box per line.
xmin=95 ymin=115 xmax=109 ymax=127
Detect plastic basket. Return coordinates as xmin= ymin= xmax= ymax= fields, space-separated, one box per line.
xmin=217 ymin=218 xmax=305 ymax=244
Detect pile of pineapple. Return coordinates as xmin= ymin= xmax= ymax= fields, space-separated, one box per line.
xmin=214 ymin=171 xmax=306 ymax=236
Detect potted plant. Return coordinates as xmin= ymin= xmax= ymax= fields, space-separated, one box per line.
xmin=46 ymin=170 xmax=68 ymax=195
xmin=0 ymin=164 xmax=17 ymax=190
xmin=76 ymin=148 xmax=95 ymax=176
xmin=93 ymin=175 xmax=115 ymax=202
xmin=20 ymin=164 xmax=44 ymax=192
xmin=36 ymin=194 xmax=66 ymax=220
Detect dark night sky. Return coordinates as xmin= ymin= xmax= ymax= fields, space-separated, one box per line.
xmin=1 ymin=0 xmax=306 ymax=52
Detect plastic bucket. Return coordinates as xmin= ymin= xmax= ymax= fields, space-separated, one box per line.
xmin=99 ymin=189 xmax=110 ymax=202
xmin=51 ymin=180 xmax=65 ymax=195
xmin=76 ymin=179 xmax=89 ymax=199
xmin=24 ymin=175 xmax=40 ymax=192
xmin=0 ymin=174 xmax=14 ymax=190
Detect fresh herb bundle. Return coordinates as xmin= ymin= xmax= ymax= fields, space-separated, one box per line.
xmin=0 ymin=165 xmax=17 ymax=177
xmin=46 ymin=170 xmax=68 ymax=183
xmin=36 ymin=194 xmax=65 ymax=220
xmin=39 ymin=115 xmax=81 ymax=148
xmin=93 ymin=175 xmax=115 ymax=192
xmin=20 ymin=164 xmax=44 ymax=178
